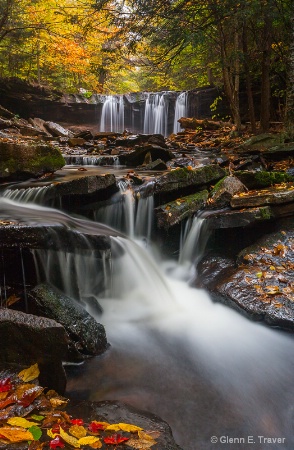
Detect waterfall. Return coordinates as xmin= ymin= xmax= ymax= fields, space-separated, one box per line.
xmin=2 ymin=197 xmax=294 ymax=449
xmin=94 ymin=182 xmax=154 ymax=241
xmin=3 ymin=186 xmax=51 ymax=204
xmin=63 ymin=155 xmax=121 ymax=166
xmin=173 ymin=91 xmax=188 ymax=134
xmin=100 ymin=95 xmax=125 ymax=133
xmin=143 ymin=93 xmax=169 ymax=137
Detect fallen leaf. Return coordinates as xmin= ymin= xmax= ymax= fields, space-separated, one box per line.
xmin=118 ymin=423 xmax=143 ymax=433
xmin=49 ymin=436 xmax=65 ymax=449
xmin=0 ymin=377 xmax=12 ymax=393
xmin=28 ymin=441 xmax=46 ymax=450
xmin=18 ymin=386 xmax=43 ymax=407
xmin=78 ymin=436 xmax=102 ymax=447
xmin=88 ymin=421 xmax=110 ymax=432
xmin=7 ymin=417 xmax=38 ymax=428
xmin=104 ymin=433 xmax=129 ymax=445
xmin=105 ymin=424 xmax=121 ymax=432
xmin=126 ymin=437 xmax=156 ymax=449
xmin=6 ymin=294 xmax=21 ymax=307
xmin=69 ymin=425 xmax=87 ymax=439
xmin=70 ymin=419 xmax=84 ymax=426
xmin=50 ymin=398 xmax=68 ymax=408
xmin=30 ymin=414 xmax=45 ymax=421
xmin=28 ymin=425 xmax=42 ymax=441
xmin=18 ymin=364 xmax=40 ymax=382
xmin=59 ymin=427 xmax=80 ymax=448
xmin=0 ymin=426 xmax=34 ymax=442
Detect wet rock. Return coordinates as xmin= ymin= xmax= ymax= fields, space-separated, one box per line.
xmin=262 ymin=143 xmax=294 ymax=160
xmin=143 ymin=158 xmax=168 ymax=171
xmin=28 ymin=284 xmax=108 ymax=361
xmin=204 ymin=206 xmax=273 ymax=229
xmin=156 ymin=191 xmax=208 ymax=229
xmin=197 ymin=255 xmax=235 ymax=289
xmin=0 ymin=141 xmax=65 ymax=180
xmin=44 ymin=121 xmax=74 ymax=137
xmin=213 ymin=227 xmax=294 ymax=330
xmin=0 ymin=308 xmax=67 ymax=393
xmin=0 ymin=117 xmax=13 ymax=129
xmin=67 ymin=400 xmax=182 ymax=450
xmin=231 ymin=184 xmax=294 ymax=208
xmin=234 ymin=170 xmax=294 ymax=189
xmin=124 ymin=145 xmax=173 ymax=167
xmin=208 ymin=176 xmax=246 ymax=208
xmin=19 ymin=125 xmax=48 ymax=137
xmin=240 ymin=133 xmax=284 ymax=152
xmin=68 ymin=137 xmax=86 ymax=147
xmin=28 ymin=117 xmax=53 ymax=136
xmin=155 ymin=165 xmax=226 ymax=195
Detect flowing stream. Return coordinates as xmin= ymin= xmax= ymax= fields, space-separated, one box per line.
xmin=1 ymin=193 xmax=294 ymax=449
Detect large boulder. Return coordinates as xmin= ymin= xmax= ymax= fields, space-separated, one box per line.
xmin=208 ymin=227 xmax=294 ymax=330
xmin=0 ymin=308 xmax=68 ymax=393
xmin=28 ymin=284 xmax=108 ymax=361
xmin=0 ymin=141 xmax=65 ymax=180
xmin=44 ymin=121 xmax=74 ymax=137
xmin=124 ymin=145 xmax=173 ymax=167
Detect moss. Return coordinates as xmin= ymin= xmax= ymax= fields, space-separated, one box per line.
xmin=27 ymin=153 xmax=65 ymax=171
xmin=211 ymin=177 xmax=226 ymax=194
xmin=235 ymin=170 xmax=294 ymax=189
xmin=259 ymin=206 xmax=272 ymax=220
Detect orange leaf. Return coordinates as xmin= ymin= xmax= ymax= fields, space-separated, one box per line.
xmin=0 ymin=426 xmax=34 ymax=442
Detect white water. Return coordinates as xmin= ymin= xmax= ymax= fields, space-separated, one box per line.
xmin=100 ymin=95 xmax=125 ymax=132
xmin=173 ymin=91 xmax=188 ymax=134
xmin=1 ymin=197 xmax=294 ymax=449
xmin=3 ymin=186 xmax=51 ymax=204
xmin=143 ymin=93 xmax=169 ymax=137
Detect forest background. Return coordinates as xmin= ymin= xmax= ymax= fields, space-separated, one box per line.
xmin=0 ymin=0 xmax=293 ymax=133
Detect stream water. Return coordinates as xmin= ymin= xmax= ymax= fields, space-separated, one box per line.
xmin=1 ymin=185 xmax=294 ymax=449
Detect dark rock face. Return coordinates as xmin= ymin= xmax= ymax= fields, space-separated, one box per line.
xmin=143 ymin=158 xmax=168 ymax=171
xmin=28 ymin=284 xmax=108 ymax=361
xmin=67 ymin=400 xmax=182 ymax=450
xmin=206 ymin=226 xmax=294 ymax=330
xmin=0 ymin=141 xmax=65 ymax=180
xmin=0 ymin=308 xmax=67 ymax=393
xmin=204 ymin=206 xmax=273 ymax=229
xmin=124 ymin=145 xmax=173 ymax=167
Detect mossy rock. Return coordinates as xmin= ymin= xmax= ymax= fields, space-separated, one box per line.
xmin=234 ymin=170 xmax=294 ymax=189
xmin=155 ymin=165 xmax=226 ymax=194
xmin=0 ymin=141 xmax=65 ymax=180
xmin=155 ymin=190 xmax=209 ymax=229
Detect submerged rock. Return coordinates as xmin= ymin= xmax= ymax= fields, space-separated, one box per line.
xmin=28 ymin=284 xmax=108 ymax=361
xmin=0 ymin=308 xmax=67 ymax=393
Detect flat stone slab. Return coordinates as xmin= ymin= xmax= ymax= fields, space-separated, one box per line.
xmin=204 ymin=206 xmax=273 ymax=229
xmin=231 ymin=184 xmax=294 ymax=208
xmin=154 ymin=165 xmax=226 ymax=194
xmin=155 ymin=190 xmax=208 ymax=229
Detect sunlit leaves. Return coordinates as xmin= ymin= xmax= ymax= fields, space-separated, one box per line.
xmin=18 ymin=364 xmax=40 ymax=382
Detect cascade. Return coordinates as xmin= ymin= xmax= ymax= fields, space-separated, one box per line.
xmin=173 ymin=91 xmax=188 ymax=134
xmin=143 ymin=93 xmax=169 ymax=137
xmin=100 ymin=95 xmax=125 ymax=133
xmin=1 ymin=197 xmax=294 ymax=449
xmin=3 ymin=186 xmax=52 ymax=204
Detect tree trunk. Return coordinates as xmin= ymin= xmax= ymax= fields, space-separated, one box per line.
xmin=242 ymin=23 xmax=257 ymax=133
xmin=260 ymin=1 xmax=273 ymax=133
xmin=285 ymin=14 xmax=294 ymax=137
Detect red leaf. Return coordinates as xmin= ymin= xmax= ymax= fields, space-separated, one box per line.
xmin=51 ymin=424 xmax=60 ymax=434
xmin=49 ymin=436 xmax=65 ymax=449
xmin=0 ymin=395 xmax=16 ymax=410
xmin=0 ymin=377 xmax=12 ymax=393
xmin=103 ymin=434 xmax=130 ymax=445
xmin=18 ymin=386 xmax=43 ymax=407
xmin=88 ymin=422 xmax=106 ymax=432
xmin=70 ymin=418 xmax=84 ymax=426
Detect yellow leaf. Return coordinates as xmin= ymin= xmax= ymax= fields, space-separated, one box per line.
xmin=50 ymin=398 xmax=68 ymax=408
xmin=126 ymin=437 xmax=156 ymax=449
xmin=0 ymin=426 xmax=34 ymax=442
xmin=105 ymin=424 xmax=121 ymax=432
xmin=7 ymin=417 xmax=38 ymax=428
xmin=118 ymin=423 xmax=143 ymax=432
xmin=18 ymin=364 xmax=40 ymax=382
xmin=47 ymin=429 xmax=58 ymax=439
xmin=60 ymin=427 xmax=80 ymax=448
xmin=138 ymin=430 xmax=157 ymax=441
xmin=78 ymin=436 xmax=102 ymax=447
xmin=269 ymin=266 xmax=276 ymax=271
xmin=256 ymin=272 xmax=263 ymax=278
xmin=69 ymin=425 xmax=87 ymax=439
